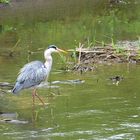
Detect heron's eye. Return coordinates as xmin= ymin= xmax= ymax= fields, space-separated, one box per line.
xmin=51 ymin=46 xmax=57 ymax=49
xmin=48 ymin=45 xmax=57 ymax=50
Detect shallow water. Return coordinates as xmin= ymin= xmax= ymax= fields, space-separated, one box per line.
xmin=0 ymin=0 xmax=140 ymax=139
xmin=1 ymin=63 xmax=140 ymax=139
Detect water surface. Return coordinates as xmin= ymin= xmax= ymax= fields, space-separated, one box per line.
xmin=1 ymin=64 xmax=140 ymax=139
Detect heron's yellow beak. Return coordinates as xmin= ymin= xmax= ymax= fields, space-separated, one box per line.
xmin=57 ymin=48 xmax=67 ymax=54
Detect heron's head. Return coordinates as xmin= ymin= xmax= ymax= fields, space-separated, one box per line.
xmin=44 ymin=45 xmax=67 ymax=60
xmin=47 ymin=45 xmax=67 ymax=53
xmin=47 ymin=45 xmax=58 ymax=53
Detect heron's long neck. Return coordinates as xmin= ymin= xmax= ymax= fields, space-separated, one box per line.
xmin=44 ymin=52 xmax=53 ymax=73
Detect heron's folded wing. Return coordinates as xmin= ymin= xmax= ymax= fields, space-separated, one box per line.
xmin=17 ymin=61 xmax=47 ymax=88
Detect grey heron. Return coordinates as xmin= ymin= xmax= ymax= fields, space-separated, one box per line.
xmin=12 ymin=45 xmax=67 ymax=106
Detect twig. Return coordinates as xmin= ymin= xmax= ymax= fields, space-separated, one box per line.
xmin=78 ymin=43 xmax=84 ymax=64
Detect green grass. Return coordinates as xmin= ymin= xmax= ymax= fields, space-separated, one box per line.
xmin=1 ymin=3 xmax=140 ymax=53
xmin=0 ymin=0 xmax=10 ymax=4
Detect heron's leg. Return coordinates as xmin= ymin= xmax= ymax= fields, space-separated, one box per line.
xmin=34 ymin=89 xmax=45 ymax=107
xmin=32 ymin=89 xmax=36 ymax=107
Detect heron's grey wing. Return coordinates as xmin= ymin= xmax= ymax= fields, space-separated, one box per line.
xmin=12 ymin=61 xmax=48 ymax=93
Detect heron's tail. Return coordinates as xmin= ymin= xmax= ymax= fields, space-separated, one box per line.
xmin=12 ymin=82 xmax=23 ymax=94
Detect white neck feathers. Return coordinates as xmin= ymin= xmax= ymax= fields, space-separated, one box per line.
xmin=44 ymin=49 xmax=53 ymax=73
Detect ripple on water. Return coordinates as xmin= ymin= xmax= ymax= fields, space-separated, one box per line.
xmin=3 ymin=129 xmax=97 ymax=139
xmin=120 ymin=123 xmax=140 ymax=129
xmin=102 ymin=133 xmax=135 ymax=140
xmin=63 ymin=109 xmax=105 ymax=118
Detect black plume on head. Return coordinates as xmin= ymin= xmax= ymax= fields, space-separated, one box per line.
xmin=48 ymin=45 xmax=57 ymax=50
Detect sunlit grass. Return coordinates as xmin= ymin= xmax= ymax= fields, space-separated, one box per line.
xmin=0 ymin=4 xmax=140 ymax=56
xmin=13 ymin=14 xmax=139 ymax=51
xmin=0 ymin=0 xmax=10 ymax=3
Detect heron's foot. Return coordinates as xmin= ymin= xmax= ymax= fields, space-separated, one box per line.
xmin=49 ymin=90 xmax=60 ymax=96
xmin=35 ymin=92 xmax=45 ymax=107
xmin=32 ymin=89 xmax=46 ymax=108
xmin=49 ymin=91 xmax=57 ymax=96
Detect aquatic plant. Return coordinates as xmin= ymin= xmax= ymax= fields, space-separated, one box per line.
xmin=0 ymin=0 xmax=10 ymax=4
xmin=59 ymin=53 xmax=69 ymax=71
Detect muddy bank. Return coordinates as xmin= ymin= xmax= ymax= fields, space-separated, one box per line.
xmin=71 ymin=41 xmax=140 ymax=72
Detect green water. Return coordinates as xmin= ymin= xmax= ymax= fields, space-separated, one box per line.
xmin=0 ymin=0 xmax=140 ymax=139
xmin=1 ymin=64 xmax=140 ymax=139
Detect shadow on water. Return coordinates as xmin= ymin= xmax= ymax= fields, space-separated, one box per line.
xmin=0 ymin=0 xmax=140 ymax=139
